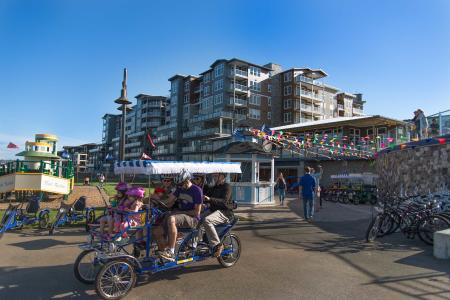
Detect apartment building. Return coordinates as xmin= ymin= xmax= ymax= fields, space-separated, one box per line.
xmin=155 ymin=58 xmax=278 ymax=161
xmin=152 ymin=58 xmax=365 ymax=161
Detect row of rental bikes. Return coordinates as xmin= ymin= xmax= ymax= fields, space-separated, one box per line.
xmin=0 ymin=194 xmax=96 ymax=238
xmin=365 ymin=187 xmax=450 ymax=245
xmin=0 ymin=161 xmax=243 ymax=300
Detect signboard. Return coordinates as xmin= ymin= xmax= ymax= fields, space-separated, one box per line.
xmin=0 ymin=174 xmax=15 ymax=193
xmin=0 ymin=173 xmax=70 ymax=194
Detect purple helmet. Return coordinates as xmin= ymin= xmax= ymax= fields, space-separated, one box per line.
xmin=115 ymin=182 xmax=129 ymax=192
xmin=126 ymin=187 xmax=145 ymax=198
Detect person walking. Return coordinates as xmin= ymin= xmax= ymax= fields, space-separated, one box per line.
xmin=298 ymin=167 xmax=316 ymax=222
xmin=413 ymin=109 xmax=429 ymax=140
xmin=98 ymin=173 xmax=105 ymax=188
xmin=276 ymin=172 xmax=287 ymax=206
xmin=310 ymin=165 xmax=323 ymax=210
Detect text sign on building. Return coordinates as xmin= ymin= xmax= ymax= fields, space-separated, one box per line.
xmin=0 ymin=174 xmax=15 ymax=193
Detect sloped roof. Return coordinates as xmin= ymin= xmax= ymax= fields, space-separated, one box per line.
xmin=214 ymin=141 xmax=271 ymax=155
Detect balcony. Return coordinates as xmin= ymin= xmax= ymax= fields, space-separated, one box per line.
xmin=295 ymin=76 xmax=323 ymax=86
xmin=182 ymin=127 xmax=232 ymax=139
xmin=200 ymin=144 xmax=213 ymax=152
xmin=182 ymin=146 xmax=197 ymax=153
xmin=153 ymin=135 xmax=174 ymax=143
xmin=337 ymin=104 xmax=344 ymax=110
xmin=157 ymin=123 xmax=177 ymax=131
xmin=142 ymin=112 xmax=163 ymax=118
xmin=188 ymin=111 xmax=246 ymax=124
xmin=353 ymin=108 xmax=364 ymax=115
xmin=227 ymin=97 xmax=248 ymax=107
xmin=229 ymin=83 xmax=248 ymax=93
xmin=299 ymin=90 xmax=323 ymax=102
xmin=125 ymin=142 xmax=142 ymax=148
xmin=313 ymin=106 xmax=323 ymax=114
xmin=128 ymin=131 xmax=145 ymax=138
xmin=124 ymin=152 xmax=140 ymax=159
xmin=142 ymin=122 xmax=161 ymax=127
xmin=153 ymin=148 xmax=170 ymax=155
xmin=229 ymin=69 xmax=248 ymax=78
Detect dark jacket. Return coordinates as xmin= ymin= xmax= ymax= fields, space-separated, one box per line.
xmin=206 ymin=182 xmax=234 ymax=218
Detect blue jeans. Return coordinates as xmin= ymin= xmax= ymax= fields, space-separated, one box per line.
xmin=303 ymin=197 xmax=314 ymax=219
xmin=278 ymin=188 xmax=286 ymax=204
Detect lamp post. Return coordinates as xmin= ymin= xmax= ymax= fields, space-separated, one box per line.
xmin=115 ymin=68 xmax=132 ymax=181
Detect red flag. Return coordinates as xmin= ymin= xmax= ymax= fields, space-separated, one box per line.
xmin=141 ymin=153 xmax=152 ymax=160
xmin=7 ymin=142 xmax=18 ymax=149
xmin=147 ymin=133 xmax=156 ymax=149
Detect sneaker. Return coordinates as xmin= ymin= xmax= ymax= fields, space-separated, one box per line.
xmin=159 ymin=249 xmax=175 ymax=261
xmin=213 ymin=243 xmax=224 ymax=257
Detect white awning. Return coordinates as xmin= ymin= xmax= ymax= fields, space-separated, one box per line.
xmin=114 ymin=160 xmax=242 ymax=175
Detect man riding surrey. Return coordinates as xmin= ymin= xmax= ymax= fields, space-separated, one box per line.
xmin=155 ymin=169 xmax=203 ymax=261
xmin=203 ymin=173 xmax=234 ymax=257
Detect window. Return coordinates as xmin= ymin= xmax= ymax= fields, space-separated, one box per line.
xmin=249 ymin=94 xmax=261 ymax=105
xmin=183 ymin=94 xmax=190 ymax=104
xmin=267 ymin=96 xmax=272 ymax=106
xmin=268 ymin=84 xmax=271 ymax=92
xmin=203 ymin=86 xmax=210 ymax=96
xmin=284 ymin=72 xmax=292 ymax=82
xmin=214 ymin=63 xmax=224 ymax=77
xmin=183 ymin=106 xmax=189 ymax=114
xmin=141 ymin=108 xmax=147 ymax=114
xmin=184 ymin=81 xmax=190 ymax=92
xmin=249 ymin=66 xmax=261 ymax=77
xmin=249 ymin=108 xmax=261 ymax=119
xmin=284 ymin=112 xmax=292 ymax=123
xmin=214 ymin=94 xmax=223 ymax=105
xmin=267 ymin=112 xmax=271 ymax=120
xmin=284 ymin=99 xmax=292 ymax=109
xmin=204 ymin=73 xmax=211 ymax=82
xmin=214 ymin=79 xmax=223 ymax=92
xmin=250 ymin=81 xmax=261 ymax=91
xmin=284 ymin=85 xmax=292 ymax=96
xmin=171 ymin=82 xmax=178 ymax=94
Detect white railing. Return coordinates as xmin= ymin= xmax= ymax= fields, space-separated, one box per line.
xmin=125 ymin=142 xmax=141 ymax=148
xmin=230 ymin=69 xmax=248 ymax=77
xmin=300 ymin=90 xmax=322 ymax=101
xmin=338 ymin=104 xmax=344 ymax=110
xmin=296 ymin=75 xmax=323 ymax=86
xmin=153 ymin=148 xmax=169 ymax=155
xmin=127 ymin=131 xmax=145 ymax=138
xmin=353 ymin=108 xmax=364 ymax=114
xmin=230 ymin=83 xmax=248 ymax=92
xmin=228 ymin=97 xmax=248 ymax=106
xmin=313 ymin=106 xmax=322 ymax=113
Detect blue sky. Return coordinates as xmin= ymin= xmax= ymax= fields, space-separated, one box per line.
xmin=0 ymin=0 xmax=449 ymax=159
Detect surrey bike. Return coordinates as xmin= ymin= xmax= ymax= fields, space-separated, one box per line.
xmin=49 ymin=196 xmax=96 ymax=235
xmin=73 ymin=160 xmax=242 ymax=300
xmin=0 ymin=194 xmax=50 ymax=238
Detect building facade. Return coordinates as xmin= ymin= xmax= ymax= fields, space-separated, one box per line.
xmin=153 ymin=58 xmax=366 ymax=161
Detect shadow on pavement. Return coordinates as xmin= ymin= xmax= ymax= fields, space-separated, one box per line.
xmin=239 ymin=198 xmax=450 ymax=299
xmin=8 ymin=238 xmax=80 ymax=250
xmin=0 ymin=264 xmax=96 ymax=299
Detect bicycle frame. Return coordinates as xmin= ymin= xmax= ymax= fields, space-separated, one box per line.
xmin=81 ymin=206 xmax=238 ymax=274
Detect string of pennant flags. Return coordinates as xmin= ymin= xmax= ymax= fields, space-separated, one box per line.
xmin=248 ymin=125 xmax=448 ymax=160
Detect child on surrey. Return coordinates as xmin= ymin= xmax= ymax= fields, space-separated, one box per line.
xmin=113 ymin=187 xmax=145 ymax=240
xmin=99 ymin=182 xmax=129 ymax=235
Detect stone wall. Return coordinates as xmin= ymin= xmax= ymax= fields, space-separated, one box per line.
xmin=376 ymin=141 xmax=450 ymax=196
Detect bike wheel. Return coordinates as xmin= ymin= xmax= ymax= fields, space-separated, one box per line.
xmin=74 ymin=249 xmax=103 ymax=284
xmin=86 ymin=210 xmax=96 ymax=232
xmin=366 ymin=215 xmax=382 ymax=242
xmin=95 ymin=259 xmax=136 ymax=300
xmin=417 ymin=214 xmax=450 ymax=245
xmin=49 ymin=212 xmax=64 ymax=235
xmin=39 ymin=211 xmax=50 ymax=229
xmin=218 ymin=233 xmax=241 ymax=268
